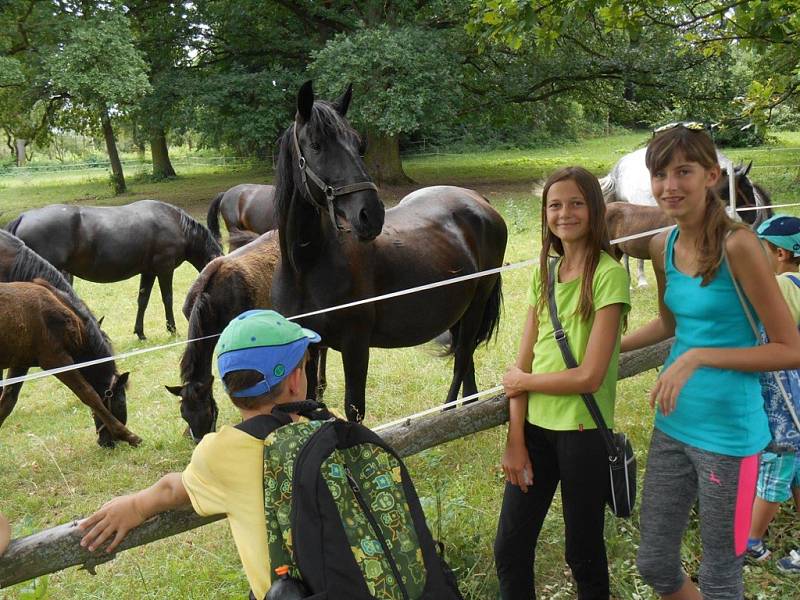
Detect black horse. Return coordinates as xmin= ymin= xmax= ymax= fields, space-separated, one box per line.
xmin=206 ymin=184 xmax=277 ymax=251
xmin=6 ymin=200 xmax=222 ymax=340
xmin=0 ymin=231 xmax=132 ymax=447
xmin=271 ymin=81 xmax=508 ymax=422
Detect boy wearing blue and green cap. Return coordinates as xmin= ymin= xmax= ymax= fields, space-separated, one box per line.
xmin=747 ymin=215 xmax=800 ymax=572
xmin=79 ymin=309 xmax=320 ymax=598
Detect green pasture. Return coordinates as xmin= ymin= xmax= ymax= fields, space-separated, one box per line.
xmin=2 ymin=133 xmax=800 ymax=599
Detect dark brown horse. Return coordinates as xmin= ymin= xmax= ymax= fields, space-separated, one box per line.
xmin=271 ymin=81 xmax=507 ymax=422
xmin=166 ymin=231 xmax=329 ymax=441
xmin=5 ymin=200 xmax=222 ymax=340
xmin=165 ymin=231 xmax=281 ymax=441
xmin=0 ymin=279 xmax=138 ymax=447
xmin=206 ymin=184 xmax=277 ymax=251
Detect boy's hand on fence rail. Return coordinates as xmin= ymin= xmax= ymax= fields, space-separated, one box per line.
xmin=78 ymin=495 xmax=146 ymax=554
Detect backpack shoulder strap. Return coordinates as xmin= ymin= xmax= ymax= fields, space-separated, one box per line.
xmin=234 ymin=412 xmax=291 ymax=440
xmin=235 ymin=401 xmax=331 ymax=440
xmin=785 ymin=273 xmax=800 ymax=290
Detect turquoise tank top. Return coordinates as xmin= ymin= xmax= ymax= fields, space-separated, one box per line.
xmin=656 ymin=228 xmax=770 ymax=456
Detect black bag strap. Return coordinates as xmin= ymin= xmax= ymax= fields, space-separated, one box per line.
xmin=546 ymin=257 xmax=619 ymax=459
xmin=235 ymin=400 xmax=331 ymax=440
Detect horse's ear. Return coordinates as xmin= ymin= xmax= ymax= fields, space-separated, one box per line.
xmin=744 ymin=160 xmax=753 ymax=177
xmin=297 ymin=80 xmax=314 ymax=124
xmin=334 ymin=83 xmax=353 ymax=116
xmin=116 ymin=371 xmax=130 ymax=388
xmin=165 ymin=384 xmax=183 ymax=397
xmin=97 ymin=316 xmax=105 ymax=327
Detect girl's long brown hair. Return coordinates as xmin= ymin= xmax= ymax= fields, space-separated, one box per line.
xmin=537 ymin=166 xmax=613 ymax=322
xmin=645 ymin=127 xmax=745 ymax=285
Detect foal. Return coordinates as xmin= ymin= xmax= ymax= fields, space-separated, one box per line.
xmin=0 ymin=280 xmax=140 ymax=446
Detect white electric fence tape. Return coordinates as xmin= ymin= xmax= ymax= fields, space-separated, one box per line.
xmin=1 ymin=201 xmax=796 ymax=396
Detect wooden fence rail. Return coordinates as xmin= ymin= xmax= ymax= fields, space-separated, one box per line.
xmin=0 ymin=339 xmax=672 ymax=588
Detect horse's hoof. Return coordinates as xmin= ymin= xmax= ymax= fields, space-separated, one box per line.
xmin=96 ymin=437 xmax=116 ymax=449
xmin=135 ymin=332 xmax=146 ymax=341
xmin=166 ymin=323 xmax=177 ymax=334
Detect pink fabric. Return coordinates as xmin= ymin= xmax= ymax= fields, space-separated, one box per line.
xmin=733 ymin=454 xmax=759 ymax=556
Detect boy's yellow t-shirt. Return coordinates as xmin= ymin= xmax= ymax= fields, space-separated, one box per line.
xmin=182 ymin=426 xmax=270 ymax=598
xmin=526 ymin=252 xmax=631 ymax=430
xmin=776 ymin=272 xmax=800 ymax=324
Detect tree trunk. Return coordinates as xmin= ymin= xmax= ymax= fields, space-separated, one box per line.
xmin=100 ymin=108 xmax=126 ymax=195
xmin=14 ymin=138 xmax=27 ymax=167
xmin=363 ymin=129 xmax=412 ymax=186
xmin=150 ymin=127 xmax=176 ymax=179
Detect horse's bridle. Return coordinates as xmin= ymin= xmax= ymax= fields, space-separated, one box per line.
xmin=292 ymin=122 xmax=378 ymax=231
xmin=95 ymin=388 xmax=114 ymax=436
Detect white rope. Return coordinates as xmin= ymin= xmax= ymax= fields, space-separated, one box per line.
xmin=373 ymin=385 xmax=504 ymax=432
xmin=3 ymin=199 xmax=799 ymax=389
xmin=736 ymin=202 xmax=800 ymax=212
xmin=0 ymin=335 xmax=219 ymax=387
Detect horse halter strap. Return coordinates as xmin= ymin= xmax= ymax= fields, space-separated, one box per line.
xmin=292 ymin=122 xmax=378 ymax=231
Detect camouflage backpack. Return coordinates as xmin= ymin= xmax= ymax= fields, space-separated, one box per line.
xmin=236 ymin=402 xmax=463 ymax=600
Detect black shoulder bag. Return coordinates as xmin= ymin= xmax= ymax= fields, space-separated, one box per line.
xmin=546 ymin=257 xmax=636 ymax=518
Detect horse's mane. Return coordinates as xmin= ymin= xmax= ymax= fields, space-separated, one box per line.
xmin=183 ymin=256 xmax=223 ymax=320
xmin=181 ymin=291 xmax=217 ymax=383
xmin=173 ymin=204 xmax=223 ymax=261
xmin=4 ymin=230 xmax=74 ymax=296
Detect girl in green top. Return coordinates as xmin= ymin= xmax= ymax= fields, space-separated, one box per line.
xmin=494 ymin=166 xmax=630 ymax=599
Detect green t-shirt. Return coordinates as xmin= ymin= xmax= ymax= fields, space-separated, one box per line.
xmin=526 ymin=251 xmax=631 ymax=430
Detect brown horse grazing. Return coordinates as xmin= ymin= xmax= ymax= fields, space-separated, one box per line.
xmin=206 ymin=184 xmax=277 ymax=251
xmin=0 ymin=230 xmax=132 ymax=446
xmin=271 ymin=81 xmax=507 ymax=422
xmin=0 ymin=280 xmax=139 ymax=447
xmin=165 ymin=232 xmax=282 ymax=442
xmin=5 ymin=200 xmax=222 ymax=340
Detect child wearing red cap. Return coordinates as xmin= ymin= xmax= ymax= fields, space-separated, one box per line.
xmin=79 ymin=309 xmax=320 ymax=599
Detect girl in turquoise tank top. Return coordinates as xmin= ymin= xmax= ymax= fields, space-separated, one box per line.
xmin=621 ymin=124 xmax=800 ymax=600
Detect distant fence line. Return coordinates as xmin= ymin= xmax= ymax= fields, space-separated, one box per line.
xmin=0 ymin=156 xmax=269 ymax=177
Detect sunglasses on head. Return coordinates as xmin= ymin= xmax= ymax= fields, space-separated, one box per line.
xmin=652 ymin=121 xmax=707 ymax=136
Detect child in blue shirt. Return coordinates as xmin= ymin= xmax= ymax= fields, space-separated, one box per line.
xmin=747 ymin=215 xmax=800 ymax=573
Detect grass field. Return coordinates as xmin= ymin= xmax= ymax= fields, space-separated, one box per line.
xmin=2 ymin=132 xmax=800 ymax=599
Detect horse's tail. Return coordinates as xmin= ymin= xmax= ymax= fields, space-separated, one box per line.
xmin=5 ymin=214 xmax=22 ymax=235
xmin=206 ymin=193 xmax=224 ymax=244
xmin=228 ymin=228 xmax=259 ymax=251
xmin=599 ymin=175 xmax=616 ymax=202
xmin=475 ymin=275 xmax=503 ymax=347
xmin=438 ymin=275 xmax=503 ymax=358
